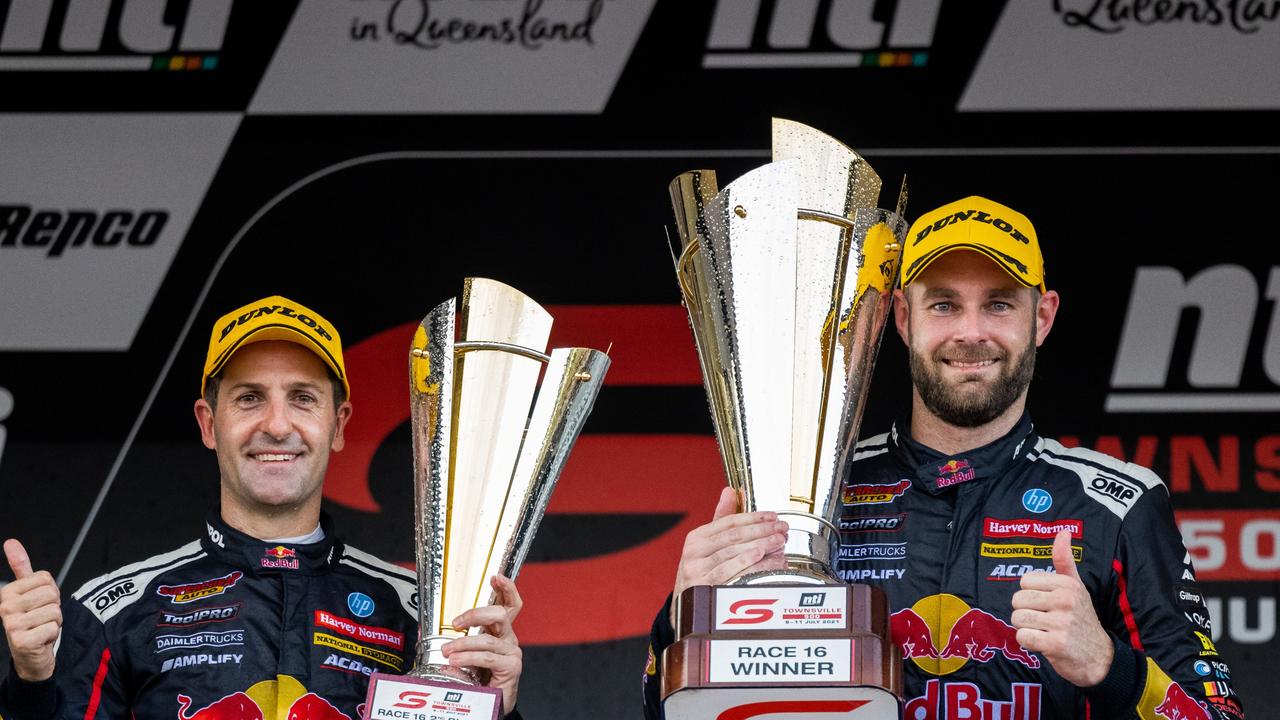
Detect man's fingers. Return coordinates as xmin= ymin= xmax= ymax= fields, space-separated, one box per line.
xmin=1017 ymin=569 xmax=1070 ymax=593
xmin=710 ymin=486 xmax=739 ymax=522
xmin=490 ymin=575 xmax=522 ymax=620
xmin=443 ymin=633 xmax=519 ymax=657
xmin=702 ymin=535 xmax=787 ymax=584
xmin=2 ymin=582 xmax=61 ymax=614
xmin=1010 ymin=588 xmax=1055 ymax=612
xmin=690 ymin=510 xmax=780 ymax=542
xmin=708 ymin=520 xmax=789 ymax=551
xmin=4 ymin=604 xmax=62 ymax=637
xmin=1052 ymin=530 xmax=1080 ymax=579
xmin=4 ymin=539 xmax=33 ymax=580
xmin=452 ymin=606 xmax=509 ymax=635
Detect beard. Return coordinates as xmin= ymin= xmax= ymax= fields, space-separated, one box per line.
xmin=909 ymin=326 xmax=1037 ymax=428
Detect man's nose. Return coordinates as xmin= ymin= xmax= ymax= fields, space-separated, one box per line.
xmin=952 ymin=308 xmax=988 ymax=343
xmin=261 ymin=397 xmax=293 ymax=439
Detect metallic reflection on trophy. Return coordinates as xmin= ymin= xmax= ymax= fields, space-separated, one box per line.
xmin=669 ymin=118 xmax=908 ymax=586
xmin=406 ymin=278 xmax=610 ymax=683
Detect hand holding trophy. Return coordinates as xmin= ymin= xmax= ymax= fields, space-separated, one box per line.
xmin=364 ymin=278 xmax=609 ymax=720
xmin=661 ymin=119 xmax=908 ymax=719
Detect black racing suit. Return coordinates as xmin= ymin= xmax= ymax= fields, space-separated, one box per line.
xmin=643 ymin=413 xmax=1244 ymax=720
xmin=1 ymin=512 xmax=522 ymax=720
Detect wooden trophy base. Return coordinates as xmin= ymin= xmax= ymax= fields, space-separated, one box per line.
xmin=662 ymin=583 xmax=901 ymax=719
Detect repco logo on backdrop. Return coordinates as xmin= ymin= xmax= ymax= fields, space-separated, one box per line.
xmin=703 ymin=0 xmax=940 ymax=68
xmin=0 ymin=205 xmax=167 ymax=257
xmin=0 ymin=0 xmax=231 ymax=71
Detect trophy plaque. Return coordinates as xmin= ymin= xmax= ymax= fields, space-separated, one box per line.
xmin=662 ymin=119 xmax=908 ymax=719
xmin=364 ymin=278 xmax=610 ymax=720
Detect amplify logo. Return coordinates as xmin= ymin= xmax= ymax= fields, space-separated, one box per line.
xmin=1051 ymin=0 xmax=1280 ymax=34
xmin=0 ymin=0 xmax=231 ymax=72
xmin=1109 ymin=265 xmax=1279 ymax=413
xmin=703 ymin=0 xmax=939 ymax=68
xmin=261 ymin=546 xmax=299 ymax=570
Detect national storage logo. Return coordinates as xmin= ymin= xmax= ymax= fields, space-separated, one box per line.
xmin=0 ymin=0 xmax=231 ymax=72
xmin=702 ymin=0 xmax=939 ymax=69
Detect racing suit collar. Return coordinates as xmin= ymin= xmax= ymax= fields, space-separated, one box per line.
xmin=203 ymin=509 xmax=343 ymax=575
xmin=888 ymin=411 xmax=1039 ymax=495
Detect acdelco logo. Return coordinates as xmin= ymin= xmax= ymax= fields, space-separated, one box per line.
xmin=722 ymin=598 xmax=778 ymax=625
xmin=0 ymin=205 xmax=168 ymax=257
xmin=1109 ymin=265 xmax=1278 ymax=413
xmin=703 ymin=0 xmax=939 ymax=69
xmin=393 ymin=690 xmax=432 ymax=709
xmin=0 ymin=0 xmax=232 ymax=72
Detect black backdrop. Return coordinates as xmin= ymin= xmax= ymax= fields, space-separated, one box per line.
xmin=1 ymin=1 xmax=1277 ymax=717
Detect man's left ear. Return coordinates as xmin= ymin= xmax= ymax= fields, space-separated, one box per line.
xmin=331 ymin=401 xmax=353 ymax=452
xmin=1035 ymin=290 xmax=1060 ymax=347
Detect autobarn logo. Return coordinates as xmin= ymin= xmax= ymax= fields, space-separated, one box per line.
xmin=0 ymin=205 xmax=168 ymax=257
xmin=0 ymin=0 xmax=231 ymax=72
xmin=91 ymin=579 xmax=138 ymax=611
xmin=842 ymin=479 xmax=911 ymax=505
xmin=158 ymin=603 xmax=241 ymax=627
xmin=703 ymin=0 xmax=938 ymax=68
xmin=156 ymin=571 xmax=243 ymax=604
xmin=1051 ymin=0 xmax=1280 ymax=34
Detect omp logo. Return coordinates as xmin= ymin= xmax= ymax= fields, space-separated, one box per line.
xmin=0 ymin=206 xmax=168 ymax=257
xmin=703 ymin=0 xmax=940 ymax=68
xmin=722 ymin=598 xmax=778 ymax=625
xmin=1108 ymin=266 xmax=1280 ymax=413
xmin=0 ymin=0 xmax=232 ymax=72
xmin=1088 ymin=475 xmax=1140 ymax=504
xmin=92 ymin=579 xmax=137 ymax=611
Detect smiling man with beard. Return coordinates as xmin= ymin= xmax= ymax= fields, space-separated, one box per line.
xmin=643 ymin=197 xmax=1244 ymax=720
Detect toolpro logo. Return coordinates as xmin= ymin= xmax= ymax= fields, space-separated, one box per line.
xmin=1109 ymin=265 xmax=1280 ymax=413
xmin=890 ymin=594 xmax=1040 ymax=675
xmin=156 ymin=571 xmax=242 ymax=604
xmin=842 ymin=479 xmax=911 ymax=505
xmin=260 ymin=545 xmax=299 ymax=570
xmin=703 ymin=0 xmax=939 ymax=68
xmin=0 ymin=0 xmax=231 ymax=72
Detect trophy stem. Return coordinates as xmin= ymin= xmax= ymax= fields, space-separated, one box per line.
xmin=733 ymin=511 xmax=839 ymax=585
xmin=408 ymin=635 xmax=482 ymax=685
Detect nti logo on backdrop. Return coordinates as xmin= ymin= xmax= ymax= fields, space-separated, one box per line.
xmin=704 ymin=0 xmax=940 ymax=68
xmin=0 ymin=0 xmax=231 ymax=71
xmin=1109 ymin=265 xmax=1279 ymax=413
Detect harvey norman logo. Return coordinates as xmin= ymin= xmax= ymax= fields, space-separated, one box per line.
xmin=0 ymin=0 xmax=231 ymax=72
xmin=1108 ymin=265 xmax=1279 ymax=413
xmin=703 ymin=0 xmax=939 ymax=69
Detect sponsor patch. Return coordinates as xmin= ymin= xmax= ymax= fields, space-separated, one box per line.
xmin=904 ymin=679 xmax=1041 ymax=720
xmin=155 ymin=630 xmax=245 ymax=654
xmin=645 ymin=644 xmax=656 ymax=676
xmin=1086 ymin=475 xmax=1142 ymax=505
xmin=980 ymin=543 xmax=1081 ymax=562
xmin=156 ymin=571 xmax=243 ymax=604
xmin=90 ymin=579 xmax=138 ymax=612
xmin=260 ymin=545 xmax=299 ymax=570
xmin=160 ymin=653 xmax=242 ymax=672
xmin=348 ymin=591 xmax=375 ymax=618
xmin=314 ymin=610 xmax=405 ymax=651
xmin=205 ymin=523 xmax=224 ymax=548
xmin=935 ymin=458 xmax=976 ymax=489
xmin=322 ymin=652 xmax=375 ymax=677
xmin=983 ymin=517 xmax=1083 ymax=540
xmin=1176 ymin=585 xmax=1205 ymax=608
xmin=313 ymin=632 xmax=404 ymax=671
xmin=839 ymin=568 xmax=905 ymax=582
xmin=838 ymin=543 xmax=907 ymax=561
xmin=842 ymin=479 xmax=911 ymax=505
xmin=839 ymin=514 xmax=905 ymax=532
xmin=1021 ymin=488 xmax=1052 ymax=513
xmin=986 ymin=563 xmax=1055 ymax=582
xmin=158 ymin=603 xmax=240 ymax=627
xmin=1194 ymin=630 xmax=1219 ymax=657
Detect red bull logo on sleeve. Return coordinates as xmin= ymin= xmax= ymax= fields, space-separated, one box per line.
xmin=1154 ymin=681 xmax=1212 ymax=720
xmin=890 ymin=594 xmax=1039 ymax=676
xmin=842 ymin=479 xmax=912 ymax=505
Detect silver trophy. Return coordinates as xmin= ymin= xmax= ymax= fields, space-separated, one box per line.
xmin=660 ymin=119 xmax=907 ymax=719
xmin=365 ymin=278 xmax=609 ymax=720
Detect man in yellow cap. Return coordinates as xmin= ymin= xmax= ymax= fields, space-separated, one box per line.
xmin=643 ymin=198 xmax=1244 ymax=719
xmin=1 ymin=296 xmax=527 ymax=720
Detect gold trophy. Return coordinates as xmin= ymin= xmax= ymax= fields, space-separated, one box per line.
xmin=364 ymin=278 xmax=610 ymax=720
xmin=661 ymin=119 xmax=907 ymax=719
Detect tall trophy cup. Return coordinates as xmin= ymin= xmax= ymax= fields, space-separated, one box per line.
xmin=364 ymin=278 xmax=610 ymax=720
xmin=661 ymin=119 xmax=908 ymax=719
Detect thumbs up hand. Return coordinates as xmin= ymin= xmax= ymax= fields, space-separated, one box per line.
xmin=1 ymin=539 xmax=62 ymax=681
xmin=1011 ymin=530 xmax=1114 ymax=688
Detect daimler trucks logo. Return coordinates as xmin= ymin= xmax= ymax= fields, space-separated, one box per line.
xmin=1108 ymin=265 xmax=1279 ymax=413
xmin=703 ymin=0 xmax=939 ymax=68
xmin=0 ymin=0 xmax=231 ymax=72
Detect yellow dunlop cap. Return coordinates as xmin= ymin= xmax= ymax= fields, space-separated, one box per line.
xmin=901 ymin=196 xmax=1046 ymax=292
xmin=202 ymin=295 xmax=349 ymax=400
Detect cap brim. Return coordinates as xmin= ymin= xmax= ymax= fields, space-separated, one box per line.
xmin=204 ymin=325 xmax=346 ymax=392
xmin=902 ymin=243 xmax=1045 ymax=292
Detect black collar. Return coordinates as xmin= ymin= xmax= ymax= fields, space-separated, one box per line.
xmin=202 ymin=510 xmax=343 ymax=575
xmin=888 ymin=411 xmax=1039 ymax=495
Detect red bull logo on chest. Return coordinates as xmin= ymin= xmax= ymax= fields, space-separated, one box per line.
xmin=176 ymin=676 xmax=355 ymax=720
xmin=890 ymin=594 xmax=1039 ymax=675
